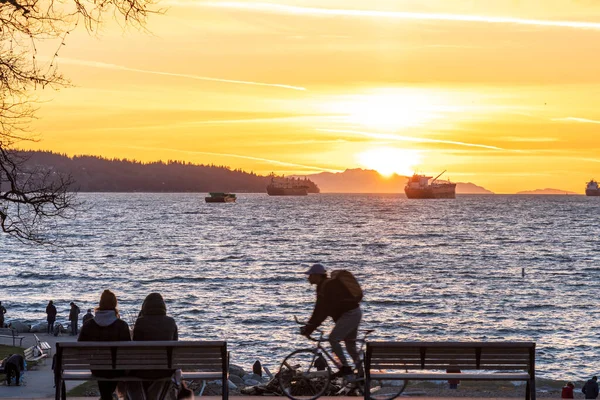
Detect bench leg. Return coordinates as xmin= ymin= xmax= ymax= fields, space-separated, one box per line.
xmin=525 ymin=380 xmax=530 ymax=400
xmin=61 ymin=381 xmax=66 ymax=400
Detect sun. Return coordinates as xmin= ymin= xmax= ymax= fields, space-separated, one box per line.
xmin=357 ymin=148 xmax=421 ymax=177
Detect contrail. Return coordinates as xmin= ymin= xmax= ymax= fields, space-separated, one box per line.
xmin=192 ymin=2 xmax=600 ymax=30
xmin=552 ymin=117 xmax=600 ymax=125
xmin=57 ymin=57 xmax=307 ymax=91
xmin=119 ymin=145 xmax=341 ymax=172
xmin=318 ymin=128 xmax=504 ymax=150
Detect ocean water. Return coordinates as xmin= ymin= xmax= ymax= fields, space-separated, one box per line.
xmin=1 ymin=193 xmax=599 ymax=381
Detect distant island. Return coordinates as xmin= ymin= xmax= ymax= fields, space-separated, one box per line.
xmin=516 ymin=188 xmax=578 ymax=195
xmin=9 ymin=151 xmax=494 ymax=194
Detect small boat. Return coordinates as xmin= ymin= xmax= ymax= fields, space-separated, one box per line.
xmin=404 ymin=170 xmax=456 ymax=199
xmin=586 ymin=180 xmax=600 ymax=196
xmin=205 ymin=192 xmax=236 ymax=203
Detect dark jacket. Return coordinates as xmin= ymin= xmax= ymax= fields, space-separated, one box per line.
xmin=305 ymin=277 xmax=360 ymax=335
xmin=46 ymin=304 xmax=57 ymax=322
xmin=583 ymin=379 xmax=599 ymax=399
xmin=78 ymin=310 xmax=130 ymax=378
xmin=82 ymin=312 xmax=94 ymax=326
xmin=132 ymin=293 xmax=178 ymax=379
xmin=69 ymin=305 xmax=80 ymax=321
xmin=1 ymin=354 xmax=25 ymax=372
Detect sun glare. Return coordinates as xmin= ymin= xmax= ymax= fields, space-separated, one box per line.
xmin=357 ymin=148 xmax=421 ymax=177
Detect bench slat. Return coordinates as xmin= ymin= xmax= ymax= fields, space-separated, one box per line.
xmin=370 ymin=372 xmax=531 ymax=380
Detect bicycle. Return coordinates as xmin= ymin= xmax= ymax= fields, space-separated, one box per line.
xmin=277 ymin=317 xmax=407 ymax=400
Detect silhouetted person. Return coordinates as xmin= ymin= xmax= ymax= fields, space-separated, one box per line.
xmin=563 ymin=382 xmax=575 ymax=399
xmin=69 ymin=302 xmax=80 ymax=335
xmin=583 ymin=376 xmax=599 ymax=399
xmin=1 ymin=354 xmax=25 ymax=386
xmin=0 ymin=301 xmax=6 ymax=327
xmin=300 ymin=264 xmax=362 ymax=379
xmin=253 ymin=360 xmax=262 ymax=377
xmin=82 ymin=309 xmax=94 ymax=326
xmin=78 ymin=290 xmax=130 ymax=400
xmin=46 ymin=300 xmax=57 ymax=334
xmin=129 ymin=292 xmax=178 ymax=399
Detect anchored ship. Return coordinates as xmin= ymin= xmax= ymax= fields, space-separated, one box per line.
xmin=266 ymin=175 xmax=320 ymax=196
xmin=586 ymin=180 xmax=600 ymax=196
xmin=205 ymin=192 xmax=236 ymax=203
xmin=404 ymin=170 xmax=456 ymax=199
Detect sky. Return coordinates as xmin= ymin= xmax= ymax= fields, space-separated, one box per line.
xmin=22 ymin=0 xmax=600 ymax=193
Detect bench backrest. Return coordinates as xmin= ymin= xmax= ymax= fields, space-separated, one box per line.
xmin=367 ymin=342 xmax=535 ymax=372
xmin=0 ymin=327 xmax=16 ymax=336
xmin=55 ymin=341 xmax=227 ymax=373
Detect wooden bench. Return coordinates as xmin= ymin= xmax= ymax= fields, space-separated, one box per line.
xmin=54 ymin=341 xmax=228 ymax=400
xmin=24 ymin=345 xmax=48 ymax=365
xmin=365 ymin=342 xmax=536 ymax=400
xmin=0 ymin=327 xmax=25 ymax=347
xmin=34 ymin=333 xmax=52 ymax=357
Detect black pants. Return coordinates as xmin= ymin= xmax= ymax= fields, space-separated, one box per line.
xmin=47 ymin=320 xmax=55 ymax=334
xmin=98 ymin=381 xmax=118 ymax=400
xmin=5 ymin=364 xmax=20 ymax=386
xmin=70 ymin=319 xmax=77 ymax=335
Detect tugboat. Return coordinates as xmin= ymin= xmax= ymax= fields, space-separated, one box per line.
xmin=586 ymin=180 xmax=600 ymax=196
xmin=205 ymin=192 xmax=236 ymax=203
xmin=404 ymin=170 xmax=456 ymax=199
xmin=266 ymin=175 xmax=316 ymax=196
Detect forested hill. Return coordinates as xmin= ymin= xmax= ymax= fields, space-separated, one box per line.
xmin=17 ymin=151 xmax=279 ymax=192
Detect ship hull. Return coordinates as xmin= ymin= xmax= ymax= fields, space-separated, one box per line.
xmin=405 ymin=185 xmax=456 ymax=199
xmin=586 ymin=189 xmax=600 ymax=196
xmin=267 ymin=186 xmax=308 ymax=196
xmin=205 ymin=196 xmax=236 ymax=203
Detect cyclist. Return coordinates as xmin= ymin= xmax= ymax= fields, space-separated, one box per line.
xmin=300 ymin=263 xmax=362 ymax=379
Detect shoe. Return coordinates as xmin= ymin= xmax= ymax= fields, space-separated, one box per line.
xmin=331 ymin=366 xmax=353 ymax=378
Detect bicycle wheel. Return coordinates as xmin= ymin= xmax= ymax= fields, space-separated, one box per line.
xmin=364 ymin=366 xmax=407 ymax=400
xmin=278 ymin=349 xmax=331 ymax=400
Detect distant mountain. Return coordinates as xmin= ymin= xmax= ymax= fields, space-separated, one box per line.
xmin=297 ymin=169 xmax=493 ymax=194
xmin=516 ymin=188 xmax=578 ymax=195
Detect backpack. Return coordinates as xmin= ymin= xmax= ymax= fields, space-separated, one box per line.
xmin=330 ymin=270 xmax=363 ymax=302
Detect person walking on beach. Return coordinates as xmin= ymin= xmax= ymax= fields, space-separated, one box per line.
xmin=82 ymin=308 xmax=94 ymax=326
xmin=582 ymin=376 xmax=599 ymax=399
xmin=300 ymin=263 xmax=363 ymax=379
xmin=78 ymin=290 xmax=131 ymax=400
xmin=46 ymin=300 xmax=57 ymax=335
xmin=69 ymin=302 xmax=80 ymax=335
xmin=0 ymin=301 xmax=6 ymax=327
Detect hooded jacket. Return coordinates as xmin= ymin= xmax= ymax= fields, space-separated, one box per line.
xmin=133 ymin=293 xmax=178 ymax=341
xmin=46 ymin=303 xmax=57 ymax=321
xmin=78 ymin=309 xmax=130 ymax=378
xmin=583 ymin=379 xmax=599 ymax=399
xmin=305 ymin=277 xmax=360 ymax=335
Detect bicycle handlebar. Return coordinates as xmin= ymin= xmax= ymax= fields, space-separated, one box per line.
xmin=293 ymin=315 xmax=374 ymax=341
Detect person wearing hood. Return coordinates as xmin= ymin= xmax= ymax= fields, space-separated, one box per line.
xmin=46 ymin=300 xmax=57 ymax=335
xmin=583 ymin=376 xmax=599 ymax=399
xmin=129 ymin=292 xmax=179 ymax=399
xmin=78 ymin=290 xmax=130 ymax=400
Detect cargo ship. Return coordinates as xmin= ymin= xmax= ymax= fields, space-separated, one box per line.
xmin=205 ymin=192 xmax=236 ymax=203
xmin=586 ymin=180 xmax=600 ymax=196
xmin=404 ymin=171 xmax=456 ymax=199
xmin=266 ymin=175 xmax=319 ymax=196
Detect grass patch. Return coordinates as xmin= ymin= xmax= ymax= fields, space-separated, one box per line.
xmin=67 ymin=381 xmax=98 ymax=397
xmin=0 ymin=345 xmax=24 ymax=359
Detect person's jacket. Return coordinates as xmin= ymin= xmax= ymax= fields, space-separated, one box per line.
xmin=305 ymin=278 xmax=360 ymax=335
xmin=582 ymin=379 xmax=599 ymax=399
xmin=69 ymin=305 xmax=80 ymax=321
xmin=46 ymin=304 xmax=57 ymax=321
xmin=1 ymin=354 xmax=25 ymax=372
xmin=132 ymin=293 xmax=178 ymax=379
xmin=82 ymin=312 xmax=94 ymax=326
xmin=562 ymin=385 xmax=574 ymax=399
xmin=78 ymin=310 xmax=130 ymax=378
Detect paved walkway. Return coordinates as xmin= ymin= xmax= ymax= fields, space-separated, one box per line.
xmin=0 ymin=332 xmax=79 ymax=398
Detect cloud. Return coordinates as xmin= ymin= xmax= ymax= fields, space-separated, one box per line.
xmin=317 ymin=128 xmax=504 ymax=150
xmin=189 ymin=1 xmax=600 ymax=30
xmin=56 ymin=57 xmax=307 ymax=91
xmin=552 ymin=117 xmax=600 ymax=124
xmin=118 ymin=145 xmax=341 ymax=172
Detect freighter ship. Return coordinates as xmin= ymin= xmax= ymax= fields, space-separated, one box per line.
xmin=266 ymin=175 xmax=319 ymax=196
xmin=404 ymin=171 xmax=456 ymax=199
xmin=586 ymin=179 xmax=600 ymax=196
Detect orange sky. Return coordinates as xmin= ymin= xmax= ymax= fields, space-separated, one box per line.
xmin=22 ymin=0 xmax=600 ymax=193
